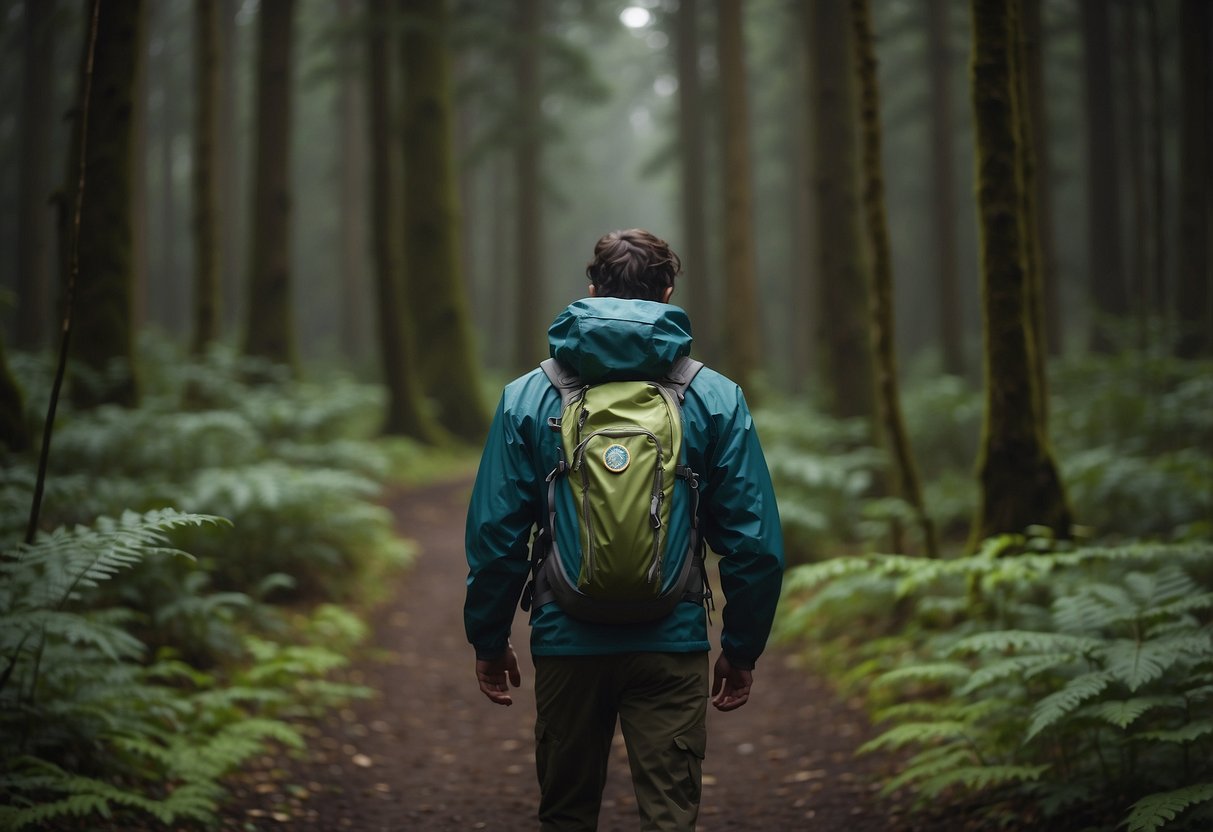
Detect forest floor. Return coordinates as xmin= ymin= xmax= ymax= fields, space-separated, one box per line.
xmin=219 ymin=477 xmax=923 ymax=832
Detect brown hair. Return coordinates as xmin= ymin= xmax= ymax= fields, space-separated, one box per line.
xmin=585 ymin=229 xmax=681 ymax=302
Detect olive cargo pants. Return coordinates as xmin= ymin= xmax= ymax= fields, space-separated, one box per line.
xmin=533 ymin=652 xmax=709 ymax=832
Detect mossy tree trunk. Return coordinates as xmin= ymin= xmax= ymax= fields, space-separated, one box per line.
xmin=1176 ymin=0 xmax=1212 ymax=359
xmin=16 ymin=0 xmax=56 ymax=351
xmin=191 ymin=0 xmax=221 ymax=356
xmin=804 ymin=0 xmax=874 ymax=420
xmin=243 ymin=0 xmax=297 ymax=371
xmin=677 ymin=0 xmax=713 ymax=361
xmin=367 ymin=0 xmax=444 ymax=443
xmin=0 ymin=335 xmax=30 ymax=454
xmin=717 ymin=0 xmax=760 ymax=394
xmin=969 ymin=0 xmax=1071 ymax=546
xmin=1080 ymin=0 xmax=1127 ymax=352
xmin=851 ymin=0 xmax=938 ymax=558
xmin=927 ymin=0 xmax=963 ymax=378
xmin=512 ymin=0 xmax=543 ymax=372
xmin=400 ymin=0 xmax=487 ymax=442
xmin=69 ymin=0 xmax=144 ymax=409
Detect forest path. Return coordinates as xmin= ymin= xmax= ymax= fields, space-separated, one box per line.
xmin=223 ymin=477 xmax=905 ymax=831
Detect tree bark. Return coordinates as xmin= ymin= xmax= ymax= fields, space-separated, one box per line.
xmin=969 ymin=0 xmax=1071 ymax=545
xmin=218 ymin=0 xmax=242 ymax=334
xmin=191 ymin=0 xmax=221 ymax=355
xmin=717 ymin=0 xmax=761 ymax=394
xmin=1176 ymin=0 xmax=1212 ymax=358
xmin=15 ymin=0 xmax=56 ymax=351
xmin=243 ymin=0 xmax=297 ymax=370
xmin=677 ymin=0 xmax=713 ymax=361
xmin=69 ymin=0 xmax=145 ymax=409
xmin=1080 ymin=0 xmax=1127 ymax=351
xmin=852 ymin=0 xmax=937 ymax=557
xmin=805 ymin=0 xmax=875 ymax=419
xmin=367 ymin=0 xmax=443 ymax=441
xmin=338 ymin=0 xmax=368 ymax=363
xmin=1146 ymin=0 xmax=1167 ymax=319
xmin=400 ymin=0 xmax=487 ymax=441
xmin=511 ymin=0 xmax=543 ymax=372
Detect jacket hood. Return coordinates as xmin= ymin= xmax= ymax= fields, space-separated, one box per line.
xmin=547 ymin=297 xmax=693 ymax=382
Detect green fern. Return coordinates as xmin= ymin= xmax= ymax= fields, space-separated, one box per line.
xmin=1126 ymin=783 xmax=1213 ymax=832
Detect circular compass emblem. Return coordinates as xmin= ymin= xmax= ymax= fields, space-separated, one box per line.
xmin=602 ymin=443 xmax=631 ymax=473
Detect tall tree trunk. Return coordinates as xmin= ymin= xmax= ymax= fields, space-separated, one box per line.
xmin=1012 ymin=0 xmax=1048 ymax=426
xmin=677 ymin=0 xmax=712 ymax=361
xmin=131 ymin=3 xmax=149 ymax=332
xmin=805 ymin=0 xmax=875 ymax=419
xmin=15 ymin=0 xmax=56 ymax=351
xmin=191 ymin=0 xmax=221 ymax=355
xmin=338 ymin=0 xmax=368 ymax=363
xmin=218 ymin=0 xmax=242 ymax=334
xmin=852 ymin=0 xmax=938 ymax=558
xmin=70 ymin=0 xmax=145 ymax=409
xmin=717 ymin=0 xmax=760 ymax=394
xmin=156 ymin=10 xmax=182 ymax=332
xmin=1081 ymin=0 xmax=1127 ymax=352
xmin=400 ymin=0 xmax=487 ymax=441
xmin=1021 ymin=0 xmax=1061 ymax=357
xmin=1120 ymin=0 xmax=1148 ymax=349
xmin=0 ymin=334 xmax=30 ymax=453
xmin=512 ymin=0 xmax=542 ymax=372
xmin=969 ymin=0 xmax=1071 ymax=546
xmin=927 ymin=0 xmax=963 ymax=378
xmin=1176 ymin=0 xmax=1212 ymax=358
xmin=1146 ymin=0 xmax=1167 ymax=319
xmin=367 ymin=0 xmax=442 ymax=441
xmin=243 ymin=0 xmax=297 ymax=370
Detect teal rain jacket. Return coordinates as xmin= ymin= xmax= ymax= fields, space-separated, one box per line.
xmin=464 ymin=298 xmax=784 ymax=667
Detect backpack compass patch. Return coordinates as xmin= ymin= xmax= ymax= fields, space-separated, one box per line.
xmin=602 ymin=443 xmax=631 ymax=473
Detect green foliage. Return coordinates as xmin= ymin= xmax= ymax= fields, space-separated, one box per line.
xmin=0 ymin=342 xmax=421 ymax=829
xmin=778 ymin=540 xmax=1213 ymax=830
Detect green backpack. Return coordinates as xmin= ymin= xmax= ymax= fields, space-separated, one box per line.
xmin=523 ymin=356 xmax=713 ymax=624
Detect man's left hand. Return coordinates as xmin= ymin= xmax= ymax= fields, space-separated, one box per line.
xmin=476 ymin=644 xmax=521 ymax=706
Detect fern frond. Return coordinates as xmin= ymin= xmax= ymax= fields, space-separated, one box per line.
xmin=872 ymin=662 xmax=971 ymax=690
xmin=879 ymin=745 xmax=976 ymax=796
xmin=1025 ymin=671 xmax=1114 ymax=741
xmin=958 ymin=653 xmax=1078 ymax=695
xmin=1136 ymin=718 xmax=1213 ymax=745
xmin=917 ymin=764 xmax=1051 ymax=799
xmin=858 ymin=720 xmax=970 ymax=754
xmin=951 ymin=630 xmax=1102 ymax=657
xmin=1125 ymin=783 xmax=1213 ymax=832
xmin=1079 ymin=695 xmax=1187 ymax=729
xmin=1102 ymin=632 xmax=1212 ymax=692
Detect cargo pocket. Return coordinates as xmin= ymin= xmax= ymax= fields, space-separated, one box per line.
xmin=672 ymin=733 xmax=706 ymax=810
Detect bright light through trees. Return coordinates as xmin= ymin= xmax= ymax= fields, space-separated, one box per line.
xmin=619 ymin=6 xmax=651 ymax=28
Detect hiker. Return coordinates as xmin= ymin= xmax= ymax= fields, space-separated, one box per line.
xmin=464 ymin=228 xmax=784 ymax=831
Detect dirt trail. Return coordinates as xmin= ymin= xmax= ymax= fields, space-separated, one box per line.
xmin=223 ymin=478 xmax=906 ymax=831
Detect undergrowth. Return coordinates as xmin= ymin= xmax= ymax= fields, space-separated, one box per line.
xmin=0 ymin=339 xmax=434 ymax=830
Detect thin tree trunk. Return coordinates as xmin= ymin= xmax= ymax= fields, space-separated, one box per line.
xmin=717 ymin=0 xmax=760 ymax=394
xmin=677 ymin=0 xmax=712 ymax=360
xmin=1081 ymin=0 xmax=1127 ymax=351
xmin=969 ymin=0 xmax=1071 ymax=546
xmin=244 ymin=0 xmax=297 ymax=370
xmin=338 ymin=0 xmax=368 ymax=363
xmin=367 ymin=0 xmax=442 ymax=441
xmin=70 ymin=0 xmax=145 ymax=409
xmin=927 ymin=0 xmax=963 ymax=377
xmin=400 ymin=0 xmax=487 ymax=440
xmin=218 ymin=0 xmax=242 ymax=334
xmin=15 ymin=0 xmax=56 ymax=351
xmin=1146 ymin=0 xmax=1166 ymax=319
xmin=191 ymin=0 xmax=221 ymax=355
xmin=852 ymin=0 xmax=938 ymax=558
xmin=805 ymin=0 xmax=875 ymax=419
xmin=157 ymin=13 xmax=181 ymax=332
xmin=1176 ymin=0 xmax=1212 ymax=358
xmin=512 ymin=0 xmax=542 ymax=372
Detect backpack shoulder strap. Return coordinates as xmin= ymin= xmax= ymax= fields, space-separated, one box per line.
xmin=539 ymin=358 xmax=585 ymax=409
xmin=662 ymin=356 xmax=705 ymax=403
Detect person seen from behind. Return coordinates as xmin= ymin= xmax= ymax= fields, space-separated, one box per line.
xmin=464 ymin=228 xmax=785 ymax=831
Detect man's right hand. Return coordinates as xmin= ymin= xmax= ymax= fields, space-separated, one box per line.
xmin=476 ymin=644 xmax=522 ymax=706
xmin=711 ymin=653 xmax=753 ymax=711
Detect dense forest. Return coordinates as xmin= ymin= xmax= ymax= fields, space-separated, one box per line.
xmin=0 ymin=0 xmax=1210 ymax=830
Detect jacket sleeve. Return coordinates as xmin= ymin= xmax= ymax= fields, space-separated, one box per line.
xmin=699 ymin=385 xmax=785 ymax=669
xmin=464 ymin=393 xmax=541 ymax=661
